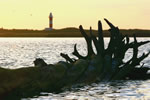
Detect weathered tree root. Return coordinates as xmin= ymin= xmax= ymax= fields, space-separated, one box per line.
xmin=61 ymin=19 xmax=150 ymax=81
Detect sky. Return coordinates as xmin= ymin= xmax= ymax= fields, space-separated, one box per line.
xmin=0 ymin=0 xmax=150 ymax=30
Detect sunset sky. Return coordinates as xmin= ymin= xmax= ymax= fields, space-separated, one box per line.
xmin=0 ymin=0 xmax=150 ymax=30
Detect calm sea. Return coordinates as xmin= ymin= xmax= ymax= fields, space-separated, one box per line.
xmin=0 ymin=38 xmax=150 ymax=100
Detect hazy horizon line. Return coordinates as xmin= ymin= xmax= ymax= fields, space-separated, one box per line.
xmin=0 ymin=27 xmax=150 ymax=31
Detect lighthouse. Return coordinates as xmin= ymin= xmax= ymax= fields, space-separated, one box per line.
xmin=45 ymin=12 xmax=53 ymax=31
xmin=49 ymin=12 xmax=53 ymax=30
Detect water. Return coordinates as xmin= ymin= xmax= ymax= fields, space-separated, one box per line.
xmin=29 ymin=80 xmax=150 ymax=100
xmin=0 ymin=38 xmax=87 ymax=69
xmin=0 ymin=37 xmax=150 ymax=100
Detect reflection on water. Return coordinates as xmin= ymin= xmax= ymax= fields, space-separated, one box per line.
xmin=0 ymin=38 xmax=87 ymax=69
xmin=0 ymin=38 xmax=149 ymax=69
xmin=0 ymin=38 xmax=149 ymax=100
xmin=26 ymin=80 xmax=150 ymax=100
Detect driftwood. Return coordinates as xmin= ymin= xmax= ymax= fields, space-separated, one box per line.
xmin=63 ymin=19 xmax=150 ymax=81
xmin=0 ymin=19 xmax=150 ymax=99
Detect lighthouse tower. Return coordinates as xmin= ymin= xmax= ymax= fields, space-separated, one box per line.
xmin=49 ymin=12 xmax=53 ymax=30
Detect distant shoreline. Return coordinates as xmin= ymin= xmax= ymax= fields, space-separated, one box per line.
xmin=0 ymin=28 xmax=150 ymax=37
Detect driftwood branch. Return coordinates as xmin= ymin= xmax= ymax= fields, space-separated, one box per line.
xmin=89 ymin=27 xmax=100 ymax=55
xmin=79 ymin=25 xmax=95 ymax=59
xmin=72 ymin=44 xmax=86 ymax=59
xmin=60 ymin=53 xmax=74 ymax=63
xmin=98 ymin=21 xmax=105 ymax=56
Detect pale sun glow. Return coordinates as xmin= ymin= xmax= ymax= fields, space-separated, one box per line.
xmin=0 ymin=0 xmax=150 ymax=30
